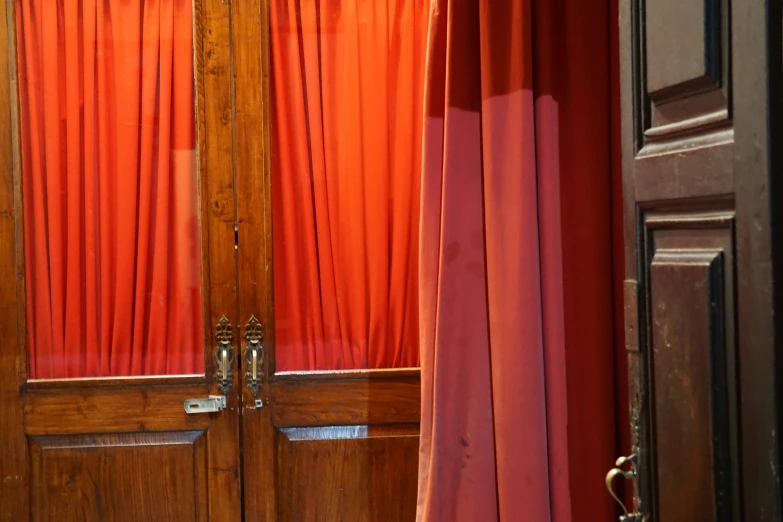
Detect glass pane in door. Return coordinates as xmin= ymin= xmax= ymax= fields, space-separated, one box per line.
xmin=17 ymin=0 xmax=203 ymax=378
xmin=270 ymin=0 xmax=428 ymax=371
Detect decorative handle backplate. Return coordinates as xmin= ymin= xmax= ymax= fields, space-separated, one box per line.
xmin=215 ymin=316 xmax=236 ymax=394
xmin=244 ymin=315 xmax=264 ymax=397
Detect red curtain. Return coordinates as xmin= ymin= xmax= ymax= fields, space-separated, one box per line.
xmin=416 ymin=0 xmax=550 ymax=519
xmin=417 ymin=0 xmax=616 ymax=520
xmin=534 ymin=0 xmax=618 ymax=520
xmin=270 ymin=0 xmax=428 ymax=371
xmin=17 ymin=0 xmax=203 ymax=379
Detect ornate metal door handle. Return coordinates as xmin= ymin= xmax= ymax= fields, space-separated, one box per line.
xmin=215 ymin=316 xmax=236 ymax=394
xmin=244 ymin=315 xmax=264 ymax=405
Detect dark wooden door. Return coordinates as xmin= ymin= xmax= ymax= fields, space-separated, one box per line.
xmin=0 ymin=0 xmax=244 ymax=520
xmin=228 ymin=3 xmax=422 ymax=521
xmin=613 ymin=0 xmax=783 ymax=520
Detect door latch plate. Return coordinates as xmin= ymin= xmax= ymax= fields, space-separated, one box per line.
xmin=184 ymin=395 xmax=226 ymax=414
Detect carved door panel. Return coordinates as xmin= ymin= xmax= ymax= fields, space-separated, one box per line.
xmin=611 ymin=0 xmax=782 ymax=520
xmin=0 ymin=0 xmax=243 ymax=520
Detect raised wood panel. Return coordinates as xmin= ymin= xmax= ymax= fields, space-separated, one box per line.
xmin=30 ymin=431 xmax=208 ymax=522
xmin=642 ymin=209 xmax=739 ymax=521
xmin=649 ymin=253 xmax=731 ymax=521
xmin=646 ymin=0 xmax=720 ymax=96
xmin=271 ymin=374 xmax=420 ymax=427
xmin=637 ymin=0 xmax=731 ymax=145
xmin=276 ymin=425 xmax=419 ymax=522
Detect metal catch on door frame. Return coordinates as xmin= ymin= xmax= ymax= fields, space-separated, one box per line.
xmin=244 ymin=315 xmax=264 ymax=406
xmin=606 ymin=408 xmax=644 ymax=521
xmin=215 ymin=315 xmax=236 ymax=394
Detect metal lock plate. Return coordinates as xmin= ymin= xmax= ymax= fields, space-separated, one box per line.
xmin=184 ymin=395 xmax=226 ymax=414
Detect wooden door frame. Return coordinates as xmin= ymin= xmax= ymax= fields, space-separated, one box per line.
xmin=730 ymin=3 xmax=783 ymax=513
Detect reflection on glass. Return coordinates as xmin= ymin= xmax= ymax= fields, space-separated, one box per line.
xmin=271 ymin=0 xmax=427 ymax=371
xmin=17 ymin=0 xmax=203 ymax=378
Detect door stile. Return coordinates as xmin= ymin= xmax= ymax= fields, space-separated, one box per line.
xmin=0 ymin=0 xmax=28 ymax=518
xmin=199 ymin=0 xmax=244 ymax=518
xmin=732 ymin=0 xmax=783 ymax=519
xmin=231 ymin=0 xmax=278 ymax=520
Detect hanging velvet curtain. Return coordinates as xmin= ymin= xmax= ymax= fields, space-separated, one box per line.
xmin=416 ymin=0 xmax=616 ymax=520
xmin=17 ymin=0 xmax=203 ymax=379
xmin=270 ymin=0 xmax=428 ymax=371
xmin=416 ymin=0 xmax=550 ymax=519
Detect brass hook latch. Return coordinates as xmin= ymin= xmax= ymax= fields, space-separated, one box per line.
xmin=184 ymin=395 xmax=226 ymax=414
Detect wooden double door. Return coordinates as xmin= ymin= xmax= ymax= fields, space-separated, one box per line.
xmin=0 ymin=1 xmax=420 ymax=520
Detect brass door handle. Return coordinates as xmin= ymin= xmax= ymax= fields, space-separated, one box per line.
xmin=215 ymin=316 xmax=236 ymax=394
xmin=607 ymin=408 xmax=644 ymax=521
xmin=606 ymin=454 xmax=642 ymax=521
xmin=244 ymin=315 xmax=264 ymax=406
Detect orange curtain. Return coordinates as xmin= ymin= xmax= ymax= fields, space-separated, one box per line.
xmin=270 ymin=0 xmax=428 ymax=371
xmin=17 ymin=0 xmax=203 ymax=379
